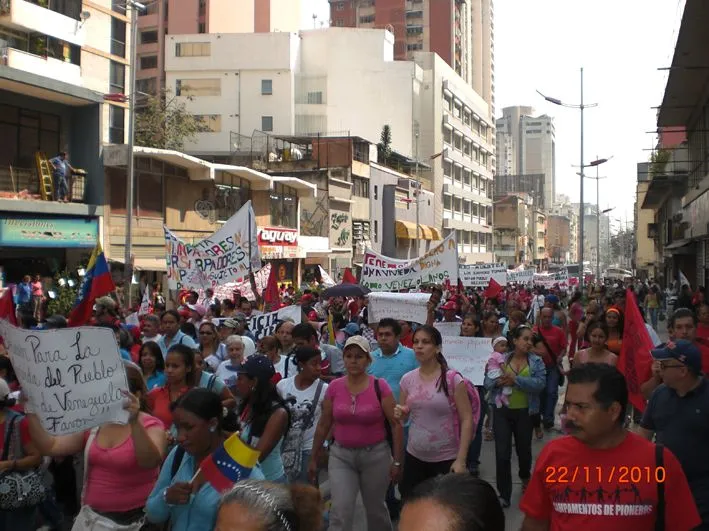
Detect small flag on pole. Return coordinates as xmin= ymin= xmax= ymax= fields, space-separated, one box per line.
xmin=199 ymin=433 xmax=260 ymax=494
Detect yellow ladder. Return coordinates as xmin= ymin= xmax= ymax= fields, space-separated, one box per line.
xmin=35 ymin=152 xmax=54 ymax=201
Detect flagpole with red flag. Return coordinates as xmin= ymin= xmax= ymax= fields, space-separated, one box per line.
xmin=342 ymin=268 xmax=357 ymax=284
xmin=262 ymin=261 xmax=280 ymax=311
xmin=483 ymin=277 xmax=503 ymax=300
xmin=617 ymin=288 xmax=654 ymax=413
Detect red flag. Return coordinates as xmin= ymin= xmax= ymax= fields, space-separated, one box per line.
xmin=342 ymin=268 xmax=357 ymax=284
xmin=483 ymin=277 xmax=503 ymax=299
xmin=262 ymin=261 xmax=279 ymax=307
xmin=0 ymin=289 xmax=17 ymax=326
xmin=617 ymin=288 xmax=654 ymax=412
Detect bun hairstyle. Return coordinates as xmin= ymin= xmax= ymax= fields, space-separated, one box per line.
xmin=219 ymin=480 xmax=323 ymax=531
xmin=412 ymin=325 xmax=451 ymax=396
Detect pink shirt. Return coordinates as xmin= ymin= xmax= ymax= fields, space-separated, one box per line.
xmin=83 ymin=414 xmax=163 ymax=512
xmin=400 ymin=369 xmax=463 ymax=462
xmin=326 ymin=376 xmax=391 ymax=448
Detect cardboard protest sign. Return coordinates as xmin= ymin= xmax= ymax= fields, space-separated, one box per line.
xmin=507 ymin=268 xmax=535 ymax=284
xmin=459 ymin=264 xmax=507 ymax=288
xmin=247 ymin=305 xmax=302 ymax=341
xmin=434 ymin=322 xmax=462 ymax=337
xmin=442 ymin=336 xmax=492 ymax=385
xmin=0 ymin=320 xmax=129 ymax=435
xmin=165 ymin=201 xmax=261 ymax=290
xmin=368 ymin=293 xmax=430 ymax=324
xmin=361 ymin=234 xmax=459 ymax=291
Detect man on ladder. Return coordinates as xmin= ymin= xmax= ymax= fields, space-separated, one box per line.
xmin=50 ymin=151 xmax=76 ymax=202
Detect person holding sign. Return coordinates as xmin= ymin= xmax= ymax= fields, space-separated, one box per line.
xmin=146 ymin=388 xmax=265 ymax=531
xmin=395 ymin=325 xmax=475 ymax=500
xmin=26 ymin=364 xmax=167 ymax=530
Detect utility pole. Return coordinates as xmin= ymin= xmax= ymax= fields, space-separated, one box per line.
xmin=415 ymin=129 xmax=420 ymax=251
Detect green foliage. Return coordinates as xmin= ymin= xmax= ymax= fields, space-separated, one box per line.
xmin=135 ymin=88 xmax=210 ymax=151
xmin=377 ymin=124 xmax=392 ymax=163
xmin=650 ymin=148 xmax=671 ymax=177
xmin=46 ymin=270 xmax=79 ymax=317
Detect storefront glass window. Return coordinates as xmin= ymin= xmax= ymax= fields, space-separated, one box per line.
xmin=215 ymin=174 xmax=251 ymax=222
xmin=270 ymin=184 xmax=298 ymax=228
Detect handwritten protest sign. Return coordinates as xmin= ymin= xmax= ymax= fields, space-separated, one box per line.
xmin=165 ymin=201 xmax=261 ymax=290
xmin=507 ymin=268 xmax=535 ymax=284
xmin=368 ymin=293 xmax=430 ymax=324
xmin=460 ymin=264 xmax=507 ymax=288
xmin=434 ymin=322 xmax=462 ymax=337
xmin=202 ymin=263 xmax=271 ymax=303
xmin=443 ymin=336 xmax=492 ymax=385
xmin=361 ymin=234 xmax=459 ymax=291
xmin=248 ymin=305 xmax=302 ymax=341
xmin=0 ymin=320 xmax=129 ymax=435
xmin=534 ymin=269 xmax=569 ymax=288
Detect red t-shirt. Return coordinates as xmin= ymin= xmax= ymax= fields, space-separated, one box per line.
xmin=0 ymin=416 xmax=31 ymax=456
xmin=534 ymin=325 xmax=568 ymax=366
xmin=521 ymin=433 xmax=701 ymax=531
xmin=147 ymin=386 xmax=189 ymax=429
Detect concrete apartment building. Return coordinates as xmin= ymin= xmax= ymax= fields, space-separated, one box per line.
xmin=0 ymin=0 xmax=132 ymax=281
xmin=328 ymin=0 xmax=495 ymax=113
xmin=549 ymin=195 xmax=578 ymax=263
xmin=135 ymin=0 xmax=301 ymax=95
xmin=164 ymin=28 xmax=494 ymax=263
xmin=496 ymin=106 xmax=556 ymax=211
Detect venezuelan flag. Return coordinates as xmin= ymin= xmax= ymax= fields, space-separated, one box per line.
xmin=200 ymin=433 xmax=260 ymax=493
xmin=68 ymin=243 xmax=116 ymax=326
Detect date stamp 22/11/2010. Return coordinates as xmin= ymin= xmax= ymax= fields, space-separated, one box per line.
xmin=544 ymin=465 xmax=667 ymax=484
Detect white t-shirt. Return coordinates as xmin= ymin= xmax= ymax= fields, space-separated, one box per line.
xmin=276 ymin=377 xmax=328 ymax=450
xmin=215 ymin=359 xmax=239 ymax=387
xmin=273 ymin=354 xmax=287 ymax=377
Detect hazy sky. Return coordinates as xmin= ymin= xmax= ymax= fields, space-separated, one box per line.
xmin=300 ymin=0 xmax=686 ymax=228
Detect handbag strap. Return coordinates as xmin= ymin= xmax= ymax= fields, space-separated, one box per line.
xmin=81 ymin=427 xmax=99 ymax=506
xmin=655 ymin=443 xmax=665 ymax=531
xmin=302 ymin=380 xmax=324 ymax=431
xmin=1 ymin=413 xmax=18 ymax=461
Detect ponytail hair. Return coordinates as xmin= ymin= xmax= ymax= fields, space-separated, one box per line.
xmin=413 ymin=325 xmax=450 ymax=396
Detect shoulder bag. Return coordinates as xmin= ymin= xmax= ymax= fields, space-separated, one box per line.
xmin=70 ymin=428 xmax=145 ymax=531
xmin=0 ymin=411 xmax=46 ymax=510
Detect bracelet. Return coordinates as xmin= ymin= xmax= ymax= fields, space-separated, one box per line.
xmin=162 ymin=488 xmax=174 ymax=506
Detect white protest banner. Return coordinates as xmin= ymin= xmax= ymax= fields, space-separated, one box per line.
xmin=248 ymin=305 xmax=302 ymax=341
xmin=165 ymin=201 xmax=261 ymax=290
xmin=361 ymin=234 xmax=459 ymax=291
xmin=318 ymin=266 xmax=336 ymax=288
xmin=204 ymin=263 xmax=271 ymax=303
xmin=443 ymin=336 xmax=492 ymax=385
xmin=534 ymin=269 xmax=569 ymax=288
xmin=138 ymin=288 xmax=151 ymax=316
xmin=368 ymin=293 xmax=430 ymax=324
xmin=507 ymin=268 xmax=535 ymax=284
xmin=434 ymin=322 xmax=462 ymax=337
xmin=0 ymin=320 xmax=129 ymax=435
xmin=460 ymin=263 xmax=507 ymax=288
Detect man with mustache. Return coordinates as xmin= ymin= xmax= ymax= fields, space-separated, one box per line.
xmin=520 ymin=363 xmax=699 ymax=531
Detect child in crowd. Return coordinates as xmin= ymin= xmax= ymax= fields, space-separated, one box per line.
xmin=486 ymin=337 xmax=512 ymax=408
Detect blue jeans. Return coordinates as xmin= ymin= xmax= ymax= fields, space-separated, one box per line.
xmin=541 ymin=365 xmax=560 ymax=426
xmin=54 ymin=174 xmax=68 ymax=200
xmin=466 ymin=386 xmax=487 ymax=472
xmin=649 ymin=308 xmax=659 ymax=329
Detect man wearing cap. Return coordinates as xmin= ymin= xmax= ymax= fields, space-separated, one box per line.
xmin=640 ymin=339 xmax=709 ymax=529
xmin=231 ymin=312 xmax=256 ymax=342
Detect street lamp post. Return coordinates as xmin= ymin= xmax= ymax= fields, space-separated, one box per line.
xmin=123 ymin=0 xmax=145 ymax=309
xmin=537 ymin=68 xmax=598 ymax=290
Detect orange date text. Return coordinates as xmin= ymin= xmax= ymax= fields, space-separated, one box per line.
xmin=544 ymin=465 xmax=666 ymax=484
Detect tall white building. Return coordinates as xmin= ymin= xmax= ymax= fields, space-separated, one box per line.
xmin=165 ymin=27 xmax=495 ymax=263
xmin=496 ymin=106 xmax=555 ymax=211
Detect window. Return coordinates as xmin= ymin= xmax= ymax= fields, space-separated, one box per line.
xmin=110 ymin=61 xmax=125 ymax=93
xmin=140 ymin=55 xmax=158 ymax=69
xmin=215 ymin=175 xmax=250 ymax=222
xmin=175 ymin=78 xmax=220 ymax=97
xmin=443 ymin=127 xmax=452 ymax=145
xmin=334 ymin=19 xmax=344 ymax=26
xmin=140 ymin=1 xmax=159 ymax=15
xmin=353 ymin=176 xmax=369 ymax=198
xmin=0 ymin=105 xmax=60 ymax=168
xmin=109 ymin=157 xmax=173 ymax=218
xmin=307 ymin=91 xmax=323 ymax=104
xmin=261 ymin=79 xmax=273 ymax=95
xmin=270 ymin=183 xmax=297 ymax=228
xmin=374 ymin=185 xmax=378 ymax=200
xmin=336 ymin=1 xmax=344 ymax=10
xmin=194 ymin=114 xmax=221 ymax=132
xmin=198 ymin=0 xmax=206 ymax=15
xmin=176 ymin=42 xmax=211 ymax=57
xmin=198 ymin=22 xmax=206 ymax=33
xmin=261 ymin=116 xmax=273 ymax=132
xmin=109 ymin=105 xmax=125 ymax=144
xmin=374 ymin=220 xmax=378 ymax=243
xmin=359 ymin=14 xmax=374 ymax=23
xmin=136 ymin=77 xmax=157 ymax=95
xmin=443 ymin=194 xmax=452 ymax=211
xmin=111 ymin=18 xmax=126 ymax=57
xmin=406 ymin=25 xmax=423 ymax=35
xmin=141 ymin=30 xmax=158 ymax=44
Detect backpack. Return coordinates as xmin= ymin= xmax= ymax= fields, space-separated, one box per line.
xmin=444 ymin=370 xmax=481 ymax=445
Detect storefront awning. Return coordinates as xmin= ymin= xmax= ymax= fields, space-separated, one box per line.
xmin=430 ymin=227 xmax=442 ymax=240
xmin=665 ymin=239 xmax=695 ymax=255
xmin=418 ymin=224 xmax=434 ymax=240
xmin=395 ymin=220 xmax=418 ymax=239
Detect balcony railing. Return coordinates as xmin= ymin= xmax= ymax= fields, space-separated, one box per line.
xmin=0 ymin=166 xmax=87 ymax=203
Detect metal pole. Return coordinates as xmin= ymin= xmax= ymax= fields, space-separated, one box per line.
xmin=596 ymin=157 xmax=600 ymax=280
xmin=578 ymin=67 xmax=585 ymax=290
xmin=124 ymin=0 xmax=139 ymax=309
xmin=415 ymin=132 xmax=420 ymax=255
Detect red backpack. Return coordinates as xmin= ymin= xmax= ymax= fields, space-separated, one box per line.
xmin=445 ymin=370 xmax=481 ymax=444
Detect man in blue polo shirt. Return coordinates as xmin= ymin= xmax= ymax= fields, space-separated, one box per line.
xmin=367 ymin=317 xmax=418 ymax=519
xmin=640 ymin=340 xmax=709 ymax=530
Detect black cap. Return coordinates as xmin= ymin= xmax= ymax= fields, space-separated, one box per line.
xmin=229 ymin=355 xmax=275 ymax=381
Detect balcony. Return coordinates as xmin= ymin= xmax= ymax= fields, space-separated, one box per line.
xmin=2 ymin=46 xmax=81 ymax=86
xmin=0 ymin=0 xmax=85 ymax=46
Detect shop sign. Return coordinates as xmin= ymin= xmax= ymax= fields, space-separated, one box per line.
xmin=0 ymin=216 xmax=98 ymax=248
xmin=258 ymin=227 xmax=298 ymax=246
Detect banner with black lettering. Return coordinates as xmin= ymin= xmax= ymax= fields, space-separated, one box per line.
xmin=248 ymin=305 xmax=302 ymax=341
